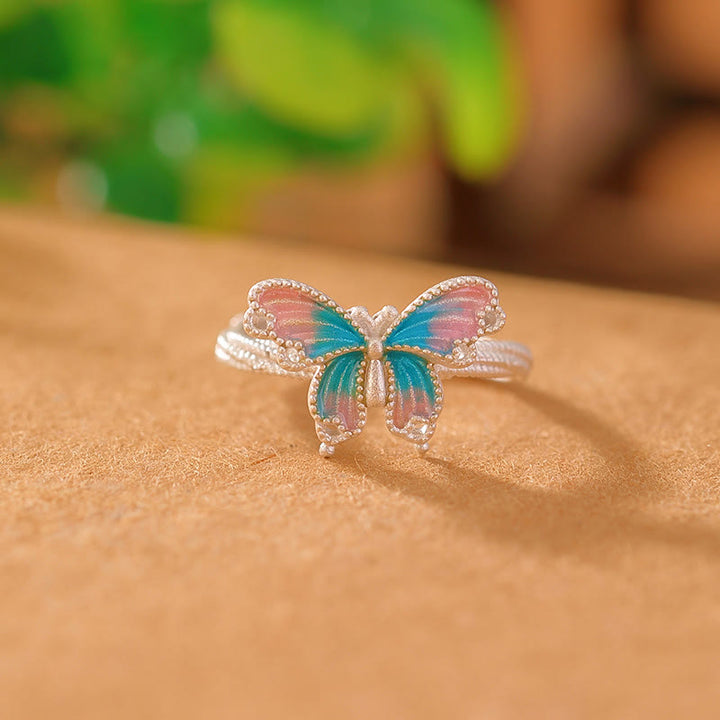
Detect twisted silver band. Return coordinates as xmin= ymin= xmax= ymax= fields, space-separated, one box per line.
xmin=215 ymin=317 xmax=532 ymax=382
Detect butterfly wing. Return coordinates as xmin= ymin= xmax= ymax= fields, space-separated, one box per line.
xmin=384 ymin=350 xmax=442 ymax=447
xmin=244 ymin=279 xmax=366 ymax=369
xmin=244 ymin=279 xmax=368 ymax=453
xmin=309 ymin=350 xmax=367 ymax=450
xmin=384 ymin=276 xmax=504 ymax=365
xmin=382 ymin=276 xmax=503 ymax=448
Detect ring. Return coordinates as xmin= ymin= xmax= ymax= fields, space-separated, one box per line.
xmin=215 ymin=276 xmax=532 ymax=457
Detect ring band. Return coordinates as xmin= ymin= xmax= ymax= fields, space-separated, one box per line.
xmin=215 ymin=276 xmax=532 ymax=456
xmin=217 ymin=321 xmax=532 ymax=382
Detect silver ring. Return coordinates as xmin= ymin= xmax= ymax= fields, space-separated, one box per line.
xmin=215 ymin=276 xmax=532 ymax=456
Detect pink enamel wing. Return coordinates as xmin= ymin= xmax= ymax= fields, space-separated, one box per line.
xmin=242 ymin=276 xmax=506 ymax=456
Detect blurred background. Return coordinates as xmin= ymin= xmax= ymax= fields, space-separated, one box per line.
xmin=1 ymin=0 xmax=718 ymax=299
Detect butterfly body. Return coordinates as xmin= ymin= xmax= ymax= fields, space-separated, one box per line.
xmin=242 ymin=277 xmax=505 ymax=456
xmin=345 ymin=304 xmax=399 ymax=407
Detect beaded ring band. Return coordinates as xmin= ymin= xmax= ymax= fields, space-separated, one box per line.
xmin=215 ymin=276 xmax=532 ymax=457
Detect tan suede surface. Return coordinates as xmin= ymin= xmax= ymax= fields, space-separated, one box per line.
xmin=1 ymin=206 xmax=720 ymax=719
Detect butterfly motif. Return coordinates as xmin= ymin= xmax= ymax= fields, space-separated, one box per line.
xmin=243 ymin=276 xmax=506 ymax=456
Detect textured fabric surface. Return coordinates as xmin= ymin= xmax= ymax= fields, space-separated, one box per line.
xmin=1 ymin=206 xmax=719 ymax=719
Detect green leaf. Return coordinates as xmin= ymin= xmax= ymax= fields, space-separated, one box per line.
xmin=212 ymin=0 xmax=390 ymax=135
xmin=102 ymin=143 xmax=181 ymax=223
xmin=0 ymin=8 xmax=73 ymax=89
xmin=395 ymin=0 xmax=521 ymax=177
xmin=0 ymin=0 xmax=35 ymax=29
xmin=122 ymin=0 xmax=212 ymax=68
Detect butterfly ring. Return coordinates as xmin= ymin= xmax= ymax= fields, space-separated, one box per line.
xmin=215 ymin=276 xmax=532 ymax=457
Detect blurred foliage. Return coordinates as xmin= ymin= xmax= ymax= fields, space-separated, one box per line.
xmin=0 ymin=0 xmax=520 ymax=226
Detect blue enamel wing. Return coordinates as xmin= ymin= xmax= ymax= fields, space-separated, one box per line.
xmin=242 ymin=276 xmax=505 ymax=455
